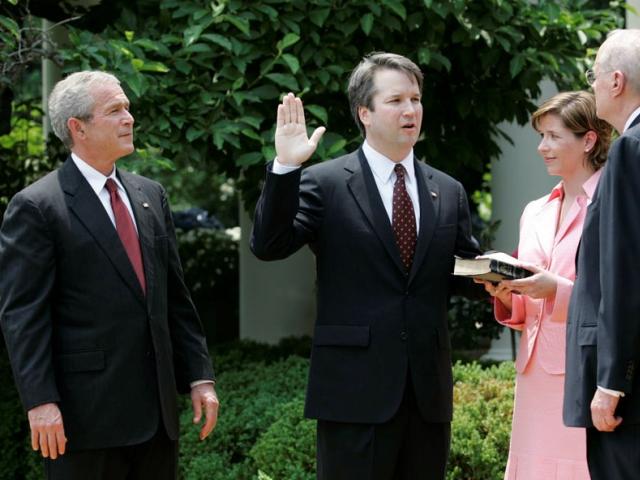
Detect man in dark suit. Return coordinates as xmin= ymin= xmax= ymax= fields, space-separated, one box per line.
xmin=0 ymin=71 xmax=219 ymax=479
xmin=563 ymin=29 xmax=640 ymax=479
xmin=251 ymin=52 xmax=480 ymax=479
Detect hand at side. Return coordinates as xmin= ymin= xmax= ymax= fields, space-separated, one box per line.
xmin=27 ymin=402 xmax=67 ymax=459
xmin=191 ymin=383 xmax=219 ymax=440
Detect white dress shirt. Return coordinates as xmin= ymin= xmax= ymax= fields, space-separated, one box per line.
xmin=273 ymin=140 xmax=420 ymax=233
xmin=70 ymin=153 xmax=138 ymax=232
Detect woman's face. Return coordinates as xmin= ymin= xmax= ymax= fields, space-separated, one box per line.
xmin=536 ymin=114 xmax=588 ymax=178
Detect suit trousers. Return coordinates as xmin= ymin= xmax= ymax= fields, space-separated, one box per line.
xmin=44 ymin=426 xmax=177 ymax=480
xmin=316 ymin=372 xmax=451 ymax=480
xmin=586 ymin=424 xmax=640 ymax=480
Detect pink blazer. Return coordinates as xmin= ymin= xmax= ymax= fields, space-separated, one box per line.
xmin=495 ymin=170 xmax=601 ymax=374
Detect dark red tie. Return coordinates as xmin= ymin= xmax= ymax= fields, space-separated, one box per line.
xmin=105 ymin=179 xmax=146 ymax=293
xmin=392 ymin=164 xmax=417 ymax=271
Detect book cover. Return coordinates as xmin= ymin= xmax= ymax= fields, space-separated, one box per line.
xmin=453 ymin=252 xmax=533 ymax=282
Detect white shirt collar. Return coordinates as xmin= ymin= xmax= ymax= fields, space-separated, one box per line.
xmin=623 ymin=105 xmax=640 ymax=133
xmin=362 ymin=140 xmax=415 ymax=185
xmin=70 ymin=152 xmax=123 ymax=194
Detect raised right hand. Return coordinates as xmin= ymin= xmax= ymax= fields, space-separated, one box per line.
xmin=28 ymin=402 xmax=67 ymax=459
xmin=275 ymin=92 xmax=326 ymax=166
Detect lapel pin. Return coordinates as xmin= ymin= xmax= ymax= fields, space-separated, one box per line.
xmin=142 ymin=202 xmax=149 ymax=208
xmin=430 ymin=191 xmax=438 ymax=198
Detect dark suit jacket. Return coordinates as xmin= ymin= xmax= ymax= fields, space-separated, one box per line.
xmin=0 ymin=158 xmax=214 ymax=450
xmin=251 ymin=149 xmax=480 ymax=424
xmin=564 ymin=116 xmax=640 ymax=427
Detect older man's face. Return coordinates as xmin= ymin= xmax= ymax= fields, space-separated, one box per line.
xmin=81 ymin=82 xmax=135 ymax=163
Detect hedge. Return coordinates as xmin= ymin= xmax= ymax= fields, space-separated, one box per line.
xmin=0 ymin=338 xmax=514 ymax=480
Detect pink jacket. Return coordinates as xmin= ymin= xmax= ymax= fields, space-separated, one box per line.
xmin=495 ymin=170 xmax=601 ymax=374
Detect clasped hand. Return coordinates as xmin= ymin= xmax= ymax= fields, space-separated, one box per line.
xmin=474 ymin=261 xmax=558 ymax=307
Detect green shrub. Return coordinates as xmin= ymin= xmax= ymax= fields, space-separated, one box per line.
xmin=179 ymin=355 xmax=309 ymax=480
xmin=250 ymin=400 xmax=316 ymax=480
xmin=448 ymin=361 xmax=515 ymax=480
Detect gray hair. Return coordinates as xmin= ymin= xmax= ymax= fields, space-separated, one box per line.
xmin=48 ymin=71 xmax=121 ymax=148
xmin=347 ymin=52 xmax=423 ymax=136
xmin=598 ymin=29 xmax=640 ymax=95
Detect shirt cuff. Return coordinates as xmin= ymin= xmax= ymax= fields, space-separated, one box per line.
xmin=272 ymin=157 xmax=301 ymax=175
xmin=597 ymin=385 xmax=625 ymax=397
xmin=190 ymin=379 xmax=215 ymax=388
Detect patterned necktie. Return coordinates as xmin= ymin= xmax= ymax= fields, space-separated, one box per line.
xmin=105 ymin=178 xmax=146 ymax=293
xmin=392 ymin=164 xmax=417 ymax=271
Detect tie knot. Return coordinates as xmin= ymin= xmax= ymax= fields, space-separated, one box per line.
xmin=394 ymin=163 xmax=406 ymax=180
xmin=105 ymin=178 xmax=118 ymax=194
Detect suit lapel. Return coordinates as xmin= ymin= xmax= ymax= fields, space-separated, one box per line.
xmin=118 ymin=171 xmax=155 ymax=309
xmin=408 ymin=160 xmax=439 ymax=283
xmin=532 ymin=199 xmax=557 ymax=261
xmin=346 ymin=150 xmax=406 ymax=274
xmin=59 ymin=159 xmax=146 ymax=305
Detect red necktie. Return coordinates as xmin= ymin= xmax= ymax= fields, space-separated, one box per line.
xmin=392 ymin=164 xmax=417 ymax=271
xmin=105 ymin=179 xmax=146 ymax=293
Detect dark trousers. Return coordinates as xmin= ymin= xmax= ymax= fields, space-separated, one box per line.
xmin=586 ymin=424 xmax=640 ymax=480
xmin=317 ymin=374 xmax=450 ymax=480
xmin=44 ymin=427 xmax=178 ymax=480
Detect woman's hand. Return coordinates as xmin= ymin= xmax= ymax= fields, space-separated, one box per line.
xmin=473 ymin=278 xmax=513 ymax=311
xmin=501 ymin=262 xmax=557 ymax=299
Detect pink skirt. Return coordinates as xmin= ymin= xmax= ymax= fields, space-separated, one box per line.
xmin=505 ymin=348 xmax=590 ymax=480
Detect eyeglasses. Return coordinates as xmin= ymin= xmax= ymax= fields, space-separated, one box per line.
xmin=585 ymin=68 xmax=612 ymax=86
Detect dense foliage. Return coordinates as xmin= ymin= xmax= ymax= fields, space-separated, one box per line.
xmin=0 ymin=337 xmax=515 ymax=480
xmin=52 ymin=0 xmax=623 ymax=209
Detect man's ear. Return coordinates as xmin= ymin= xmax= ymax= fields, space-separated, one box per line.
xmin=358 ymin=105 xmax=370 ymax=127
xmin=611 ymin=70 xmax=626 ymax=97
xmin=67 ymin=117 xmax=85 ymax=140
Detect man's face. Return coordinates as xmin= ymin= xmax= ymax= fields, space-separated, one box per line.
xmin=80 ymin=82 xmax=135 ymax=163
xmin=591 ymin=48 xmax=614 ymax=122
xmin=359 ymin=68 xmax=423 ymax=160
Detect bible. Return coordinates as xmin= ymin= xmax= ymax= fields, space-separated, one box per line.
xmin=453 ymin=252 xmax=533 ymax=282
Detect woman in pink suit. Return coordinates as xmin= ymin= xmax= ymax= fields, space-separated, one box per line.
xmin=480 ymin=91 xmax=611 ymax=479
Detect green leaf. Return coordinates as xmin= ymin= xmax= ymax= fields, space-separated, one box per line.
xmin=223 ymin=14 xmax=250 ymax=36
xmin=327 ymin=138 xmax=347 ymax=156
xmin=241 ymin=129 xmax=262 ymax=141
xmin=0 ymin=15 xmax=20 ymax=39
xmin=186 ymin=127 xmax=206 ymax=142
xmin=432 ymin=52 xmax=451 ymax=72
xmin=125 ymin=74 xmax=143 ymax=98
xmin=382 ymin=0 xmax=407 ymax=20
xmin=509 ymin=55 xmax=525 ymax=78
xmin=360 ymin=13 xmax=374 ymax=36
xmin=281 ymin=53 xmax=300 ymax=74
xmin=305 ymin=105 xmax=328 ymax=124
xmin=201 ymin=33 xmax=233 ymax=51
xmin=138 ymin=61 xmax=170 ymax=73
xmin=236 ymin=151 xmax=263 ymax=167
xmin=308 ymin=8 xmax=331 ymax=27
xmin=265 ymin=73 xmax=299 ymax=91
xmin=124 ymin=31 xmax=134 ymax=42
xmin=276 ymin=33 xmax=300 ymax=52
xmin=577 ymin=30 xmax=588 ymax=45
xmin=183 ymin=24 xmax=204 ymax=46
xmin=250 ymin=85 xmax=280 ymax=100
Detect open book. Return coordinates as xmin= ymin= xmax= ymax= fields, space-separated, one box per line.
xmin=453 ymin=252 xmax=533 ymax=282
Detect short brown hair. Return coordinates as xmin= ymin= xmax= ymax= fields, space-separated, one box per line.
xmin=531 ymin=91 xmax=612 ymax=171
xmin=348 ymin=52 xmax=423 ymax=136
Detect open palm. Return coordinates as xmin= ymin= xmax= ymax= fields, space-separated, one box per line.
xmin=275 ymin=92 xmax=326 ymax=166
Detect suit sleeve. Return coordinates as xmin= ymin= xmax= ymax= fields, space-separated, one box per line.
xmin=160 ymin=187 xmax=215 ymax=392
xmin=251 ymin=163 xmax=324 ymax=260
xmin=451 ymin=181 xmax=484 ymax=299
xmin=0 ymin=193 xmax=60 ymax=410
xmin=597 ymin=134 xmax=640 ymax=393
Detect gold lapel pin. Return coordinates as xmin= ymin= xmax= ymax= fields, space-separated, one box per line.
xmin=142 ymin=202 xmax=149 ymax=208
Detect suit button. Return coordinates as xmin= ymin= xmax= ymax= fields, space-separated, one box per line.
xmin=400 ymin=331 xmax=407 ymax=341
